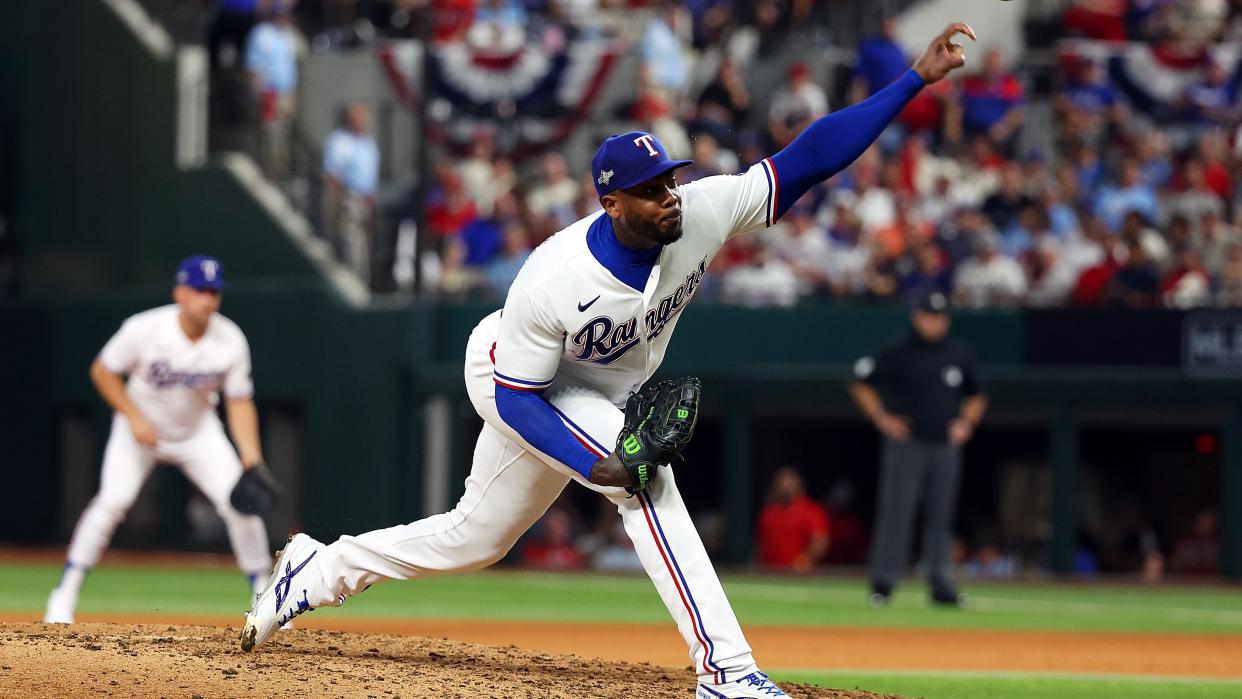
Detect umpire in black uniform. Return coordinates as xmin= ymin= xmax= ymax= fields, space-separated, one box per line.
xmin=849 ymin=291 xmax=987 ymax=607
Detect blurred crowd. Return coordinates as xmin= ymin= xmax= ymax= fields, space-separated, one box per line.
xmin=415 ymin=2 xmax=1242 ymax=308
xmin=195 ymin=0 xmax=1242 ymax=307
xmin=1061 ymin=0 xmax=1241 ymax=45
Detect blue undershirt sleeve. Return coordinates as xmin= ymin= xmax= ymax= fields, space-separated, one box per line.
xmin=494 ymin=384 xmax=602 ymax=479
xmin=768 ymin=68 xmax=925 ymax=221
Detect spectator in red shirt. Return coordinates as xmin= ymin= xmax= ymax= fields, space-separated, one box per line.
xmin=1070 ymin=217 xmax=1121 ymax=307
xmin=425 ymin=162 xmax=479 ymax=239
xmin=956 ymin=48 xmax=1025 ymax=150
xmin=1195 ymin=134 xmax=1233 ymax=201
xmin=756 ymin=467 xmax=830 ymax=572
xmin=899 ymin=77 xmax=954 ymax=139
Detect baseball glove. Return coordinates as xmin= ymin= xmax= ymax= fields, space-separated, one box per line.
xmin=230 ymin=463 xmax=282 ymax=517
xmin=616 ymin=377 xmax=701 ymax=492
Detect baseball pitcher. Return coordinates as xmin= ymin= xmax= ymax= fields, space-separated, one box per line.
xmin=242 ymin=25 xmax=974 ymax=698
xmin=45 ymin=256 xmax=273 ymax=624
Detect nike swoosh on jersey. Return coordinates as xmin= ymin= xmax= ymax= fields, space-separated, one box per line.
xmin=577 ymin=295 xmax=601 ymax=312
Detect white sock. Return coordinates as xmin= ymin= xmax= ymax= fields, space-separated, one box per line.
xmin=59 ymin=563 xmax=87 ymax=596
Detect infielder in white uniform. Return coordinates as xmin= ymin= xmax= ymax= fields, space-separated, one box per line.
xmin=45 ymin=256 xmax=272 ymax=624
xmin=242 ymin=26 xmax=972 ymax=698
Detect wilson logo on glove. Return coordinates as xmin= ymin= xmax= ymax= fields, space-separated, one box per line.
xmin=623 ymin=434 xmax=642 ymax=455
xmin=615 ymin=377 xmax=701 ymax=492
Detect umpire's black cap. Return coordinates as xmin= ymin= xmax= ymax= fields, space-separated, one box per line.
xmin=909 ymin=290 xmax=950 ymax=314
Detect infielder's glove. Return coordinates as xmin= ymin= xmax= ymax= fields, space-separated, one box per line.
xmin=615 ymin=377 xmax=701 ymax=492
xmin=230 ymin=463 xmax=282 ymax=517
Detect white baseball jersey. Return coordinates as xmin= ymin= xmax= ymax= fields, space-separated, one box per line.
xmin=492 ymin=161 xmax=776 ymax=406
xmin=298 ymin=163 xmax=781 ymax=687
xmin=98 ymin=305 xmax=254 ymax=442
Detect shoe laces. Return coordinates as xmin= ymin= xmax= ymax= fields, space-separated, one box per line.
xmin=741 ymin=672 xmax=787 ymax=697
xmin=274 ymin=550 xmax=318 ymax=624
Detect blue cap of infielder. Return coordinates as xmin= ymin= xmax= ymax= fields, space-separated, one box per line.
xmin=591 ymin=131 xmax=693 ymax=198
xmin=175 ymin=255 xmax=226 ymax=291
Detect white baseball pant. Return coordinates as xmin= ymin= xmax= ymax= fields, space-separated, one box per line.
xmin=65 ymin=414 xmax=272 ymax=580
xmin=305 ymin=314 xmax=758 ymax=684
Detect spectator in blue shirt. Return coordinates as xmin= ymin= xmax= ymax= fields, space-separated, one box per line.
xmin=852 ymin=16 xmax=910 ymax=101
xmin=323 ymin=105 xmax=379 ymax=197
xmin=1182 ymin=61 xmax=1240 ymax=128
xmin=459 ymin=191 xmax=520 ymax=268
xmin=245 ymin=3 xmax=298 ymax=97
xmin=1001 ymin=204 xmax=1052 ymax=259
xmin=1093 ymin=159 xmax=1159 ymax=232
xmin=323 ymin=103 xmax=381 ymax=283
xmin=642 ymin=5 xmax=690 ymax=96
xmin=1060 ymin=61 xmax=1118 ymax=115
xmin=245 ymin=1 xmax=299 ymax=180
xmin=1041 ymin=185 xmax=1080 ymax=240
xmin=1134 ymin=131 xmax=1173 ymax=189
xmin=486 ymin=221 xmax=532 ymax=299
xmin=1055 ymin=60 xmax=1124 ymax=147
xmin=1075 ymin=143 xmax=1105 ymax=197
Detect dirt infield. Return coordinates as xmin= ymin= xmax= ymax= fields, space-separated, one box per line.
xmin=0 ymin=623 xmax=885 ymax=699
xmin=4 ymin=611 xmax=1242 ymax=680
xmin=3 ymin=617 xmax=1241 ymax=698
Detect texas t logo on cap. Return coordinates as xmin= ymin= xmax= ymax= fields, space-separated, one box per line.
xmin=175 ymin=255 xmax=227 ymax=291
xmin=633 ymin=134 xmax=660 ymax=157
xmin=590 ymin=131 xmax=693 ymax=197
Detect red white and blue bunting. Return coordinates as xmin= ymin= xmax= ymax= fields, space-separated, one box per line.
xmin=378 ymin=37 xmax=621 ymax=154
xmin=1060 ymin=39 xmax=1241 ymax=121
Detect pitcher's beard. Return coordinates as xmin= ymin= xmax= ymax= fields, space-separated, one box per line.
xmin=629 ymin=211 xmax=683 ymax=245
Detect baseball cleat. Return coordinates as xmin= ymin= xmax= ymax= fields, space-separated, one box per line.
xmin=930 ymin=588 xmax=968 ymax=608
xmin=240 ymin=533 xmax=324 ymax=651
xmin=43 ymin=587 xmax=76 ymax=624
xmin=697 ymin=671 xmax=789 ymax=698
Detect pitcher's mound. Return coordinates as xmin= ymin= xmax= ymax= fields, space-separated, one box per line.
xmin=0 ymin=622 xmax=896 ymax=698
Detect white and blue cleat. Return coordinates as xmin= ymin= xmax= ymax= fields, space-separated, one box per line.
xmin=240 ymin=533 xmax=324 ymax=651
xmin=697 ymin=671 xmax=790 ymax=698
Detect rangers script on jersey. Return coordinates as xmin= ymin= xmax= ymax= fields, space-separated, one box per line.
xmin=98 ymin=305 xmax=254 ymax=441
xmin=491 ymin=160 xmax=779 ymax=407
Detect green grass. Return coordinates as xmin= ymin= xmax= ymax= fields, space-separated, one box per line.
xmin=773 ymin=670 xmax=1242 ymax=699
xmin=8 ymin=561 xmax=1242 ymax=698
xmin=4 ymin=562 xmax=1242 ymax=634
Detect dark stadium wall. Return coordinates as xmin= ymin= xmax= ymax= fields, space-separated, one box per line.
xmin=5 ymin=0 xmax=321 ymax=295
xmin=0 ymin=1 xmax=415 ymax=542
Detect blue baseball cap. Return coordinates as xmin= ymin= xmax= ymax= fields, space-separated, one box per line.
xmin=591 ymin=131 xmax=693 ymax=197
xmin=175 ymin=255 xmax=226 ymax=291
